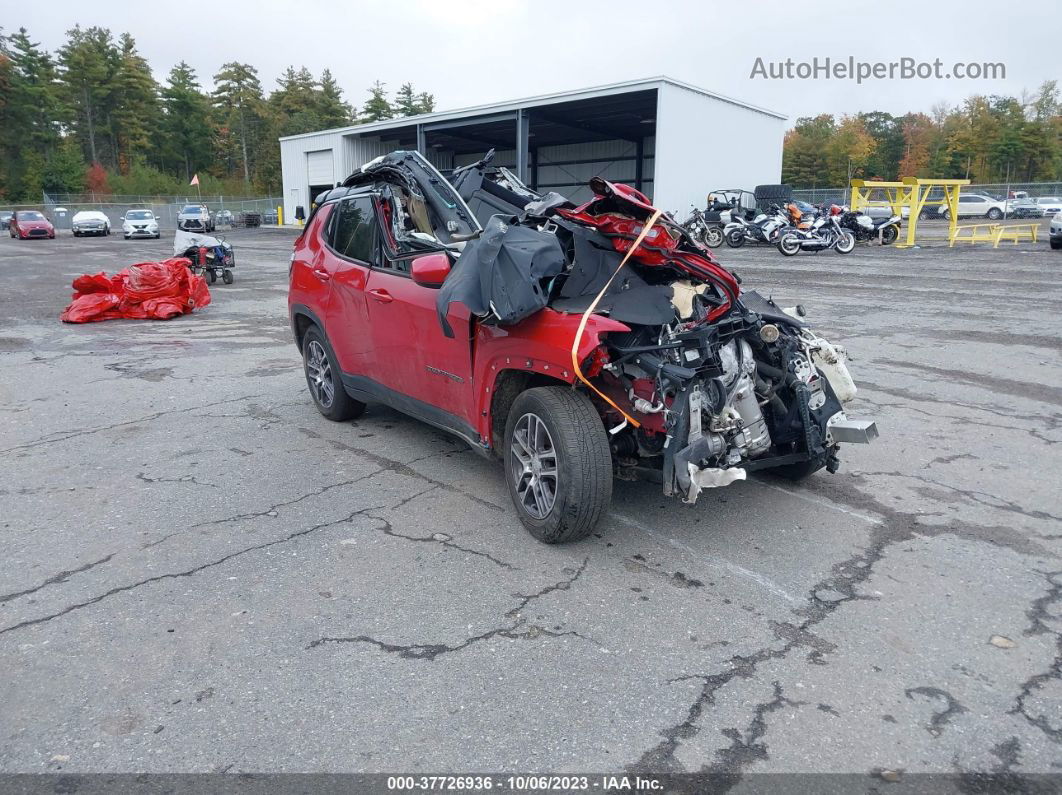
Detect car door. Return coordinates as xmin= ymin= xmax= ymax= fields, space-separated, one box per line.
xmin=362 ymin=208 xmax=477 ymax=432
xmin=315 ymin=196 xmax=376 ymax=377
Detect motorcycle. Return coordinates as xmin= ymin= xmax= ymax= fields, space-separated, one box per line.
xmin=776 ymin=205 xmax=856 ymax=256
xmin=681 ymin=206 xmax=725 ymax=248
xmin=839 ymin=209 xmax=900 ymax=245
xmin=724 ymin=204 xmax=791 ymax=248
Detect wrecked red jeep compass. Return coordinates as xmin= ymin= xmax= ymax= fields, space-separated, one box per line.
xmin=288 ymin=150 xmax=876 ymax=543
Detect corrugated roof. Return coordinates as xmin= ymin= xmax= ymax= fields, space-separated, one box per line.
xmin=278 ymin=76 xmax=785 ymax=142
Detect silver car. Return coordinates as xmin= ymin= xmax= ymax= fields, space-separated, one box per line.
xmin=177 ymin=204 xmax=214 ymax=232
xmin=1035 ymin=196 xmax=1062 ymax=216
xmin=71 ymin=210 xmax=111 ymax=236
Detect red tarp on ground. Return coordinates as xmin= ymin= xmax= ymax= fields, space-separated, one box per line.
xmin=60 ymin=258 xmax=211 ymax=323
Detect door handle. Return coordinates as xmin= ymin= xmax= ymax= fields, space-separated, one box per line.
xmin=368 ymin=288 xmax=393 ymax=304
xmin=312 ymin=266 xmax=331 ymax=281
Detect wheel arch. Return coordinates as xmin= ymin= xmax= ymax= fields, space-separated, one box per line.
xmin=488 ymin=369 xmax=574 ymax=456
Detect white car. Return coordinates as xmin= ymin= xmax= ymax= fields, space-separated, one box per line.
xmin=938 ymin=192 xmax=1007 ymax=220
xmin=122 ymin=209 xmax=160 ymax=239
xmin=1035 ymin=196 xmax=1062 ymax=216
xmin=71 ymin=210 xmax=111 ymax=237
xmin=1050 ymin=212 xmax=1061 ymax=250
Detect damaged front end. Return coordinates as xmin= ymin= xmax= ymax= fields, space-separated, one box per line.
xmin=379 ymin=150 xmax=878 ymax=504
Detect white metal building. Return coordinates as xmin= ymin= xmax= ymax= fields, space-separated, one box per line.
xmin=279 ymin=76 xmax=785 ymax=222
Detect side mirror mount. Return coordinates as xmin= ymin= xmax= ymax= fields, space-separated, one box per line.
xmin=410 ymin=252 xmax=451 ymax=288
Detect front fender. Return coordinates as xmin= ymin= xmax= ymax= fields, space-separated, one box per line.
xmin=472 ymin=309 xmax=630 ymax=443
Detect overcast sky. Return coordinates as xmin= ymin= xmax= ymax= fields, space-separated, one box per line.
xmin=15 ymin=0 xmax=1057 ymax=125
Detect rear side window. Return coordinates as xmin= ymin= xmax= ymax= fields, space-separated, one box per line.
xmin=331 ymin=196 xmax=376 ymax=263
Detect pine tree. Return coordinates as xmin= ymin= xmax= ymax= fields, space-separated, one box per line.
xmin=57 ymin=26 xmax=120 ymax=167
xmin=360 ymin=80 xmax=392 ymax=123
xmin=393 ymin=82 xmax=419 ymax=116
xmin=161 ymin=62 xmax=213 ymax=182
xmin=317 ymin=69 xmax=353 ymax=127
xmin=2 ymin=28 xmax=64 ymax=199
xmin=213 ymin=62 xmax=265 ymax=183
xmin=112 ymin=33 xmax=159 ymax=174
xmin=416 ymin=91 xmax=435 ymax=114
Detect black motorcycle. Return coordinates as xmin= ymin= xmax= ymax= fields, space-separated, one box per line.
xmin=839 ymin=210 xmax=901 ymax=245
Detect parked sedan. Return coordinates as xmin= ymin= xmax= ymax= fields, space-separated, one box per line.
xmin=1050 ymin=212 xmax=1061 ymax=250
xmin=1035 ymin=196 xmax=1062 ymax=216
xmin=9 ymin=210 xmax=55 ymax=239
xmin=938 ymin=192 xmax=1007 ymax=220
xmin=1010 ymin=200 xmax=1044 ymax=218
xmin=121 ymin=209 xmax=160 ymax=239
xmin=0 ymin=211 xmax=12 ymax=229
xmin=71 ymin=210 xmax=111 ymax=236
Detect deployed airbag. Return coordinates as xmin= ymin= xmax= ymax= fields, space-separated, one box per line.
xmin=436 ymin=216 xmax=565 ymax=337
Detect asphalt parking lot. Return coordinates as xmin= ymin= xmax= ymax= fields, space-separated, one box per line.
xmin=1 ymin=227 xmax=1059 ymax=782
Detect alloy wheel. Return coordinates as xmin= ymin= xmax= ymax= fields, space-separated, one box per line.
xmin=510 ymin=412 xmax=558 ymax=519
xmin=306 ymin=340 xmax=335 ymax=408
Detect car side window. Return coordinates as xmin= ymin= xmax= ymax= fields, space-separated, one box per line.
xmin=331 ymin=196 xmax=376 ymax=263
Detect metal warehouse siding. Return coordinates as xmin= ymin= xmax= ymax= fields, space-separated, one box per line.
xmin=280 ymin=130 xmax=346 ymax=222
xmin=653 ymin=83 xmax=784 ymax=213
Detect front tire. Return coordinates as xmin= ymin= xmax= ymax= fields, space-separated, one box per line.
xmin=987 ymin=208 xmax=1003 ymax=220
xmin=834 ymin=231 xmax=856 ymax=254
xmin=777 ymin=233 xmax=801 ymax=256
xmin=705 ymin=226 xmax=724 ymax=248
xmin=504 ymin=387 xmax=612 ymax=544
xmin=725 ymin=229 xmax=745 ymax=248
xmin=222 ymin=269 xmax=233 ymax=284
xmin=1050 ymin=237 xmax=1062 ymax=250
xmin=302 ymin=327 xmax=365 ymax=421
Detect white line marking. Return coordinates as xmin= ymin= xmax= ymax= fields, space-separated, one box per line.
xmin=611 ymin=511 xmax=803 ymax=606
xmin=750 ymin=479 xmax=883 ymax=526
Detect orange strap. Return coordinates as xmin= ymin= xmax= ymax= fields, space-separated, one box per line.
xmin=570 ymin=209 xmax=663 ymax=429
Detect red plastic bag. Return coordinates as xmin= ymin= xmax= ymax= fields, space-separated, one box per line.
xmin=60 ymin=258 xmax=211 ymax=323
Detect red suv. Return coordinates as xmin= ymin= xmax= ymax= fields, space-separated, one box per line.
xmin=10 ymin=210 xmax=55 ymax=239
xmin=289 ymin=151 xmax=876 ymax=543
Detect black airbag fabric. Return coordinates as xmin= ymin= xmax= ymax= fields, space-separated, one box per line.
xmin=436 ymin=216 xmax=566 ymax=337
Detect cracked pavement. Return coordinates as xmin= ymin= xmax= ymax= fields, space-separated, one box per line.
xmin=0 ymin=229 xmax=1059 ymax=781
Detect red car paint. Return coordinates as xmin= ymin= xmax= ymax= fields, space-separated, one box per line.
xmin=9 ymin=210 xmax=56 ymax=239
xmin=289 ymin=202 xmax=629 ymax=450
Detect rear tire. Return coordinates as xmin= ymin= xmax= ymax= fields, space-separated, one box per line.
xmin=222 ymin=269 xmax=233 ymax=284
xmin=207 ymin=269 xmax=216 ymax=284
xmin=302 ymin=327 xmax=365 ymax=421
xmin=504 ymin=387 xmax=612 ymax=544
xmin=880 ymin=225 xmax=899 ymax=245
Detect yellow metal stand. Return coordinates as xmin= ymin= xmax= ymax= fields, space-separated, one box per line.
xmin=277 ymin=206 xmax=284 ymax=226
xmin=850 ymin=177 xmax=969 ymax=248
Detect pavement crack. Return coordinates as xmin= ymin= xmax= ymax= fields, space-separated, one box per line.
xmin=137 ymin=472 xmax=218 ymax=489
xmin=506 ymin=557 xmax=589 ymax=617
xmin=1008 ymin=571 xmax=1062 ymax=744
xmin=368 ymin=502 xmax=517 ymax=571
xmin=0 ymin=505 xmax=385 ymax=637
xmin=0 ymin=394 xmax=265 ymax=455
xmin=0 ymin=554 xmax=115 ymax=605
xmin=191 ymin=469 xmax=383 ymax=528
xmin=905 ymin=686 xmax=969 ymax=737
xmin=699 ymin=682 xmax=806 ymax=787
xmin=307 ymin=620 xmax=599 ymax=661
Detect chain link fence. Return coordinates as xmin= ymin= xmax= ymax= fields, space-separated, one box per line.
xmin=790 ymin=181 xmax=1062 ymax=206
xmin=6 ymin=195 xmax=282 ymax=231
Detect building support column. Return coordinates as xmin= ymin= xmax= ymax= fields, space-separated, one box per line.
xmin=530 ymin=147 xmax=539 ymax=191
xmin=635 ymin=137 xmax=644 ymax=193
xmin=416 ymin=124 xmax=426 ymax=157
xmin=515 ymin=109 xmax=529 ymax=183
